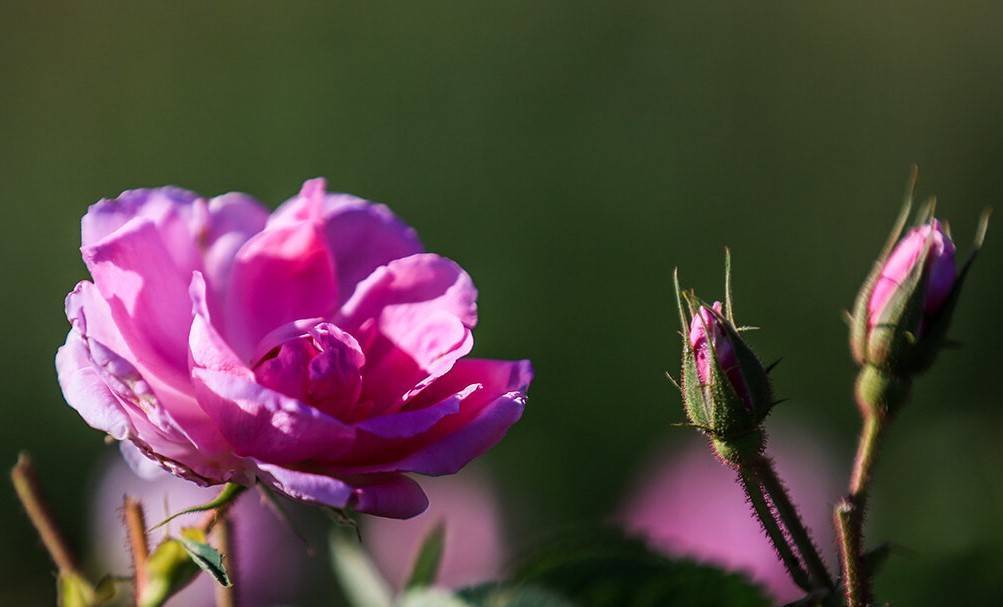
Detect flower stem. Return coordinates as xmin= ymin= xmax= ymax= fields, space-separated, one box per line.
xmin=837 ymin=412 xmax=885 ymax=606
xmin=835 ymin=498 xmax=864 ymax=607
xmin=737 ymin=468 xmax=813 ymax=592
xmin=10 ymin=452 xmax=79 ymax=575
xmin=213 ymin=514 xmax=238 ymax=607
xmin=124 ymin=496 xmax=150 ymax=603
xmin=750 ymin=454 xmax=835 ymax=594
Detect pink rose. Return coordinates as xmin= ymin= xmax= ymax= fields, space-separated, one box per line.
xmin=867 ymin=220 xmax=956 ymax=333
xmin=57 ymin=179 xmax=531 ymax=518
xmin=689 ymin=301 xmax=751 ymax=407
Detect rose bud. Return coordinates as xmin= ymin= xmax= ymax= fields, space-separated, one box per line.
xmin=56 ymin=179 xmax=532 ymax=520
xmin=674 ymin=262 xmax=775 ymax=463
xmin=849 ymin=182 xmax=989 ymax=389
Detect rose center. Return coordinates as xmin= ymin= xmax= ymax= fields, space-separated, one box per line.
xmin=252 ymin=321 xmax=365 ymax=420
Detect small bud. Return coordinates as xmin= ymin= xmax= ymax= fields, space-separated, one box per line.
xmin=138 ymin=538 xmax=200 ymax=607
xmin=849 ymin=176 xmax=989 ymax=379
xmin=674 ymin=256 xmax=774 ymax=463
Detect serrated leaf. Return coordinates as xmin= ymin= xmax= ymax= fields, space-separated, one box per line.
xmin=330 ymin=530 xmax=393 ymax=607
xmin=512 ymin=527 xmax=770 ymax=607
xmin=405 ymin=521 xmax=446 ymax=589
xmin=178 ymin=528 xmax=231 ymax=587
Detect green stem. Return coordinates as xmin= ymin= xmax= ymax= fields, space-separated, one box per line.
xmin=752 ymin=454 xmax=836 ymax=594
xmin=838 ymin=413 xmax=885 ymax=606
xmin=737 ymin=468 xmax=813 ymax=592
xmin=835 ymin=498 xmax=864 ymax=607
xmin=213 ymin=514 xmax=237 ymax=607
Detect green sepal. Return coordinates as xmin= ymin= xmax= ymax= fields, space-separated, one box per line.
xmin=151 ymin=482 xmax=246 ymax=530
xmin=57 ymin=572 xmax=97 ymax=607
xmin=865 ymin=229 xmax=934 ymax=374
xmin=907 ymin=208 xmax=990 ymax=373
xmin=849 ymin=174 xmax=915 ymax=365
xmin=178 ymin=527 xmax=231 ymax=588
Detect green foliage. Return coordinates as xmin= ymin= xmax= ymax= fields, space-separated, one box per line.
xmin=508 ymin=528 xmax=770 ymax=607
xmin=405 ymin=521 xmax=446 ymax=589
xmin=177 ymin=528 xmax=231 ymax=588
xmin=330 ymin=530 xmax=393 ymax=607
xmin=458 ymin=584 xmax=576 ymax=607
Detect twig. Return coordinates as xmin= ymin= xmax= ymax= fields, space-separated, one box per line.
xmin=10 ymin=452 xmax=79 ymax=575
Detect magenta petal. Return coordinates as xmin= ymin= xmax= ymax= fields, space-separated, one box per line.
xmin=225 ymin=218 xmax=338 ymax=361
xmin=82 ymin=217 xmax=194 ymax=388
xmin=388 ymin=390 xmax=526 ymax=476
xmin=344 ymin=359 xmax=531 ymax=475
xmin=319 ymin=195 xmax=423 ymax=305
xmin=257 ymin=465 xmax=428 ymax=519
xmin=354 ymin=385 xmax=476 ymax=439
xmin=270 ymin=186 xmax=423 ymax=307
xmin=350 ymin=474 xmax=429 ymax=519
xmin=256 ymin=464 xmax=354 ymax=508
xmin=192 ymin=368 xmax=356 ymax=465
xmin=339 ymin=254 xmax=478 ymax=409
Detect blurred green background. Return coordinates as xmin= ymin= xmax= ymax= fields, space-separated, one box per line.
xmin=2 ymin=1 xmax=1001 ymax=604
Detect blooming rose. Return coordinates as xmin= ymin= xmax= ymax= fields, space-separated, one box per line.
xmin=57 ymin=178 xmax=531 ymax=518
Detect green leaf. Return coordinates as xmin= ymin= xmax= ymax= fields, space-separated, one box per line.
xmin=151 ymin=483 xmax=246 ymax=530
xmin=405 ymin=521 xmax=446 ymax=589
xmin=459 ymin=584 xmax=577 ymax=607
xmin=178 ymin=528 xmax=231 ymax=587
xmin=511 ymin=527 xmax=770 ymax=607
xmin=330 ymin=529 xmax=393 ymax=607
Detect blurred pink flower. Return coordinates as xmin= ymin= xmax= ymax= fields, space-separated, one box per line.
xmin=362 ymin=469 xmax=505 ymax=590
xmin=618 ymin=432 xmax=839 ymax=603
xmin=90 ymin=457 xmax=310 ymax=607
xmin=58 ymin=179 xmax=532 ymax=519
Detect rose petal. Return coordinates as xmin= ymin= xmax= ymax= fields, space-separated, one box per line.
xmin=257 ymin=464 xmax=428 ymax=519
xmin=270 ymin=183 xmax=423 ymax=307
xmin=82 ymin=187 xmax=203 ymax=277
xmin=335 ymin=359 xmax=531 ymax=475
xmin=339 ymin=254 xmax=478 ymax=411
xmin=81 ymin=217 xmax=194 ymax=388
xmin=224 ymin=214 xmax=338 ymax=362
xmin=56 ymin=330 xmax=134 ymax=441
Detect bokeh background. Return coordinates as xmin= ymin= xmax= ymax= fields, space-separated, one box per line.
xmin=2 ymin=1 xmax=1002 ymax=604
